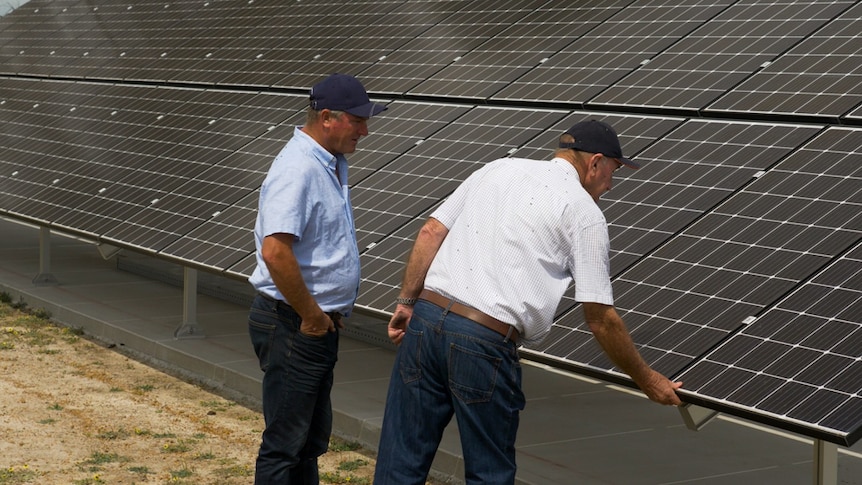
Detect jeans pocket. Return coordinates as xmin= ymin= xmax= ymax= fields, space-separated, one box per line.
xmin=248 ymin=316 xmax=277 ymax=372
xmin=448 ymin=344 xmax=501 ymax=404
xmin=398 ymin=325 xmax=423 ymax=384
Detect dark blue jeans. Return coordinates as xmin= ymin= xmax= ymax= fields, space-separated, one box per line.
xmin=374 ymin=299 xmax=525 ymax=485
xmin=248 ymin=294 xmax=339 ymax=484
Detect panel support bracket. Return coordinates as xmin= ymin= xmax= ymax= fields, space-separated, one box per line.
xmin=32 ymin=226 xmax=59 ymax=286
xmin=174 ymin=267 xmax=205 ymax=339
xmin=813 ymin=439 xmax=837 ymax=485
xmin=678 ymin=403 xmax=719 ymax=431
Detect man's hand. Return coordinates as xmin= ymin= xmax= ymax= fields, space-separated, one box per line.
xmin=637 ymin=369 xmax=683 ymax=406
xmin=300 ymin=312 xmax=340 ymax=337
xmin=387 ymin=304 xmax=413 ymax=345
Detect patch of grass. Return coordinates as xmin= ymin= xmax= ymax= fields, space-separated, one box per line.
xmin=128 ymin=465 xmax=153 ymax=475
xmin=320 ymin=471 xmax=370 ymax=484
xmin=72 ymin=476 xmax=104 ymax=485
xmin=337 ymin=458 xmax=369 ymax=472
xmin=133 ymin=384 xmax=155 ymax=393
xmin=328 ymin=437 xmax=362 ymax=452
xmin=24 ymin=328 xmax=54 ymax=347
xmin=47 ymin=403 xmax=63 ymax=411
xmin=170 ymin=467 xmax=194 ymax=479
xmin=30 ymin=308 xmax=51 ymax=320
xmin=213 ymin=463 xmax=253 ymax=479
xmin=38 ymin=418 xmax=56 ymax=425
xmin=81 ymin=452 xmax=126 ymax=467
xmin=200 ymin=399 xmax=235 ymax=412
xmin=0 ymin=464 xmax=37 ymax=484
xmin=96 ymin=428 xmax=130 ymax=440
xmin=161 ymin=440 xmax=191 ymax=454
xmin=194 ymin=451 xmax=216 ymax=460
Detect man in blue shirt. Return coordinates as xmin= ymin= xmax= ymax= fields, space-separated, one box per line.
xmin=248 ymin=73 xmax=386 ymax=484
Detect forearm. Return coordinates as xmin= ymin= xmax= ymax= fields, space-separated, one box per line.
xmin=585 ymin=304 xmax=651 ymax=384
xmin=398 ymin=217 xmax=448 ymax=299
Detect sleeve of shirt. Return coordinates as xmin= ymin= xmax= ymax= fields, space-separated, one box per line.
xmin=571 ymin=220 xmax=615 ymax=306
xmin=258 ymin=160 xmax=312 ymax=240
xmin=431 ymin=161 xmax=494 ymax=228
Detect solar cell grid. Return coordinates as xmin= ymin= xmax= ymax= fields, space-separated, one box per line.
xmin=177 ymin=0 xmax=401 ymax=88
xmin=161 ymin=190 xmax=260 ymax=274
xmin=677 ymin=240 xmax=862 ymax=446
xmin=708 ymin=2 xmax=862 ymax=119
xmin=358 ymin=0 xmax=544 ymax=95
xmin=348 ymin=101 xmax=469 ymax=184
xmin=493 ymin=0 xmax=733 ymax=104
xmin=408 ymin=0 xmax=601 ymax=99
xmin=591 ymin=1 xmax=852 ymax=111
xmin=356 ymin=203 xmax=443 ymax=311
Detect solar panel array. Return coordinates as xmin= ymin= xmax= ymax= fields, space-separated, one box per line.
xmin=1 ymin=0 xmax=860 ymax=446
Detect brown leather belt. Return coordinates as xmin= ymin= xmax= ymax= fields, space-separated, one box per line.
xmin=419 ymin=289 xmax=519 ymax=343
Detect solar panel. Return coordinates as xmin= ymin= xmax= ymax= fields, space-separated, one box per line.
xmin=351 ymin=105 xmax=566 ymax=251
xmin=676 ymin=238 xmax=862 ymax=446
xmin=525 ymin=120 xmax=827 ymax=379
xmin=407 ymin=0 xmax=619 ymax=99
xmin=2 ymin=0 xmax=862 ymax=451
xmin=161 ymin=189 xmax=260 ymax=275
xmin=493 ymin=0 xmax=734 ymax=104
xmin=349 ymin=100 xmax=470 ymax=186
xmin=357 ymin=0 xmax=547 ymax=96
xmin=706 ymin=2 xmax=862 ymax=120
xmin=2 ymin=81 xmax=306 ymax=252
xmin=356 ymin=203 xmax=443 ymax=312
xmin=590 ymin=1 xmax=853 ymax=111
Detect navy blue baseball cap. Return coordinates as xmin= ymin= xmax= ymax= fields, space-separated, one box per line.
xmin=559 ymin=119 xmax=639 ymax=169
xmin=309 ymin=73 xmax=387 ymax=118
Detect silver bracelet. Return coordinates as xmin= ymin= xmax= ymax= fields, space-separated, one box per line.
xmin=395 ymin=297 xmax=417 ymax=306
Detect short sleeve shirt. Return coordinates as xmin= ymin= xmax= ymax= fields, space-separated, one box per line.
xmin=249 ymin=127 xmax=360 ymax=316
xmin=425 ymin=157 xmax=614 ymax=345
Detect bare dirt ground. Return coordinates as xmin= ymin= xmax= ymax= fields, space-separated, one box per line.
xmin=0 ymin=298 xmax=407 ymax=485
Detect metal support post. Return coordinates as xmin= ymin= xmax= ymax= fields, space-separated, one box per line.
xmin=32 ymin=226 xmax=59 ymax=286
xmin=174 ymin=267 xmax=204 ymax=339
xmin=813 ymin=439 xmax=837 ymax=485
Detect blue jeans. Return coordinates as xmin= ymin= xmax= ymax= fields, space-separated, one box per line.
xmin=248 ymin=294 xmax=339 ymax=484
xmin=374 ymin=299 xmax=525 ymax=485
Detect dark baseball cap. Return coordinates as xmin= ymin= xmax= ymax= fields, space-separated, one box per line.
xmin=559 ymin=119 xmax=639 ymax=169
xmin=309 ymin=73 xmax=387 ymax=119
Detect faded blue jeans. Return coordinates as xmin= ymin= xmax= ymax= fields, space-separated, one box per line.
xmin=248 ymin=293 xmax=339 ymax=484
xmin=374 ymin=299 xmax=525 ymax=485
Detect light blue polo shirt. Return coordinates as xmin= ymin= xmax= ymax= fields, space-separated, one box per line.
xmin=249 ymin=127 xmax=360 ymax=316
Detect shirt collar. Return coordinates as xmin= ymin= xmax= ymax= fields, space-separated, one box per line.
xmin=294 ymin=126 xmax=339 ymax=172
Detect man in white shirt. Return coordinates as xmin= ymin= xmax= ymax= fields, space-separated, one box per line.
xmin=374 ymin=120 xmax=683 ymax=485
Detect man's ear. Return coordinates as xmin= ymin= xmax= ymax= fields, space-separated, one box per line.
xmin=590 ymin=153 xmax=603 ymax=171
